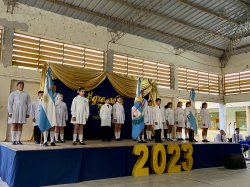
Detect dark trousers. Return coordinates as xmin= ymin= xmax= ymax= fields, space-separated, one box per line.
xmin=101 ymin=126 xmax=111 ymax=141
xmin=34 ymin=126 xmax=41 ymax=142
xmin=164 ymin=129 xmax=168 ymax=139
xmin=155 ymin=129 xmax=162 ymax=143
xmin=189 ymin=129 xmax=194 ymax=142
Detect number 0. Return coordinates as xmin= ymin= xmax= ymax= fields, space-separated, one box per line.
xmin=150 ymin=144 xmax=166 ymax=174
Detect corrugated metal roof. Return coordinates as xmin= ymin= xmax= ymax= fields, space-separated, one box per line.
xmin=17 ymin=0 xmax=250 ymax=60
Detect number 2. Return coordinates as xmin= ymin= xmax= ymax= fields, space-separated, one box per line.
xmin=132 ymin=144 xmax=149 ymax=176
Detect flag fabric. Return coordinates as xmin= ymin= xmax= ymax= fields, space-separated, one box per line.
xmin=188 ymin=89 xmax=198 ymax=133
xmin=132 ymin=78 xmax=145 ymax=139
xmin=38 ymin=66 xmax=57 ymax=132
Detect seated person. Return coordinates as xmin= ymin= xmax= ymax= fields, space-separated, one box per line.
xmin=214 ymin=130 xmax=227 ymax=142
xmin=232 ymin=128 xmax=243 ymax=143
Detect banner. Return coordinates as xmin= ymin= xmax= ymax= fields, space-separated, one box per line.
xmin=54 ymin=78 xmax=136 ymax=139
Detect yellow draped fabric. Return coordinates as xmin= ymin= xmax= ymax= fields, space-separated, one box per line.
xmin=40 ymin=64 xmax=158 ymax=101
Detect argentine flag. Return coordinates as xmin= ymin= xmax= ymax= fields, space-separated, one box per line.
xmin=132 ymin=78 xmax=145 ymax=139
xmin=188 ymin=89 xmax=198 ymax=133
xmin=38 ymin=66 xmax=57 ymax=132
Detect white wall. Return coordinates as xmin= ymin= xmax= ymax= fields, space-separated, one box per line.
xmin=0 ymin=64 xmax=40 ymax=141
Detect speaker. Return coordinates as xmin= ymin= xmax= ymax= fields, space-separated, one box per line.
xmin=224 ymin=154 xmax=246 ymax=169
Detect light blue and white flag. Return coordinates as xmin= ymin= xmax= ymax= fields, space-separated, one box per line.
xmin=132 ymin=78 xmax=145 ymax=139
xmin=188 ymin=89 xmax=198 ymax=133
xmin=38 ymin=66 xmax=57 ymax=132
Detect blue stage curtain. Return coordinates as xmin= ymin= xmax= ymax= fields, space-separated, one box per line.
xmin=54 ymin=78 xmax=137 ymax=140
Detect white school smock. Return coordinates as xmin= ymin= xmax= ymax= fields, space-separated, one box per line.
xmin=112 ymin=102 xmax=125 ymax=124
xmin=200 ymin=108 xmax=210 ymax=128
xmin=144 ymin=106 xmax=154 ymax=125
xmin=214 ymin=134 xmax=227 ymax=142
xmin=71 ymin=95 xmax=89 ymax=125
xmin=175 ymin=107 xmax=185 ymax=128
xmin=8 ymin=90 xmax=31 ymax=124
xmin=31 ymin=98 xmax=42 ymax=126
xmin=56 ymin=101 xmax=68 ymax=127
xmin=100 ymin=103 xmax=112 ymax=127
xmin=153 ymin=105 xmax=165 ymax=130
xmin=165 ymin=108 xmax=174 ymax=126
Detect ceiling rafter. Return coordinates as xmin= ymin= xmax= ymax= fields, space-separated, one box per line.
xmin=44 ymin=0 xmax=224 ymax=54
xmin=238 ymin=0 xmax=250 ymax=7
xmin=112 ymin=0 xmax=229 ymax=41
xmin=178 ymin=0 xmax=240 ymax=25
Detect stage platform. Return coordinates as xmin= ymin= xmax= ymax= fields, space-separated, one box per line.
xmin=0 ymin=140 xmax=242 ymax=187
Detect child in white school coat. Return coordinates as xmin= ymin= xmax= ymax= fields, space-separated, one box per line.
xmin=175 ymin=102 xmax=185 ymax=141
xmin=8 ymin=81 xmax=31 ymax=145
xmin=200 ymin=102 xmax=210 ymax=142
xmin=71 ymin=87 xmax=89 ymax=145
xmin=31 ymin=91 xmax=43 ymax=144
xmin=113 ymin=95 xmax=125 ymax=141
xmin=145 ymin=100 xmax=154 ymax=141
xmin=55 ymin=94 xmax=68 ymax=143
xmin=100 ymin=98 xmax=112 ymax=142
xmin=153 ymin=98 xmax=165 ymax=143
xmin=165 ymin=102 xmax=174 ymax=141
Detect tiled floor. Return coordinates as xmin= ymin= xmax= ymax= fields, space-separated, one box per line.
xmin=1 ymin=166 xmax=249 ymax=187
xmin=47 ymin=166 xmax=250 ymax=187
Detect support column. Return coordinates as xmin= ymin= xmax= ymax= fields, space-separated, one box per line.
xmin=219 ymin=103 xmax=226 ymax=131
xmin=172 ymin=64 xmax=178 ymax=90
xmin=246 ymin=106 xmax=250 ymax=136
xmin=1 ymin=26 xmax=14 ymax=67
xmin=105 ymin=50 xmax=114 ymax=73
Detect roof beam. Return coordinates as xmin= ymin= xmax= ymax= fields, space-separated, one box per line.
xmin=178 ymin=0 xmax=239 ymax=25
xmin=235 ymin=43 xmax=250 ymax=50
xmin=112 ymin=0 xmax=229 ymax=41
xmin=44 ymin=0 xmax=224 ymax=53
xmin=238 ymin=0 xmax=250 ymax=7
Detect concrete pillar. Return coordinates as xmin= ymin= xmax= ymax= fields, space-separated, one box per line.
xmin=172 ymin=64 xmax=178 ymax=90
xmin=2 ymin=26 xmax=14 ymax=67
xmin=246 ymin=106 xmax=250 ymax=136
xmin=106 ymin=50 xmax=114 ymax=72
xmin=219 ymin=103 xmax=226 ymax=131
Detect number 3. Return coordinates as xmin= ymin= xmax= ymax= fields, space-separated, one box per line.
xmin=181 ymin=143 xmax=193 ymax=171
xmin=132 ymin=144 xmax=149 ymax=176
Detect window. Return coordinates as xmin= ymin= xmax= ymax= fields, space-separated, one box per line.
xmin=178 ymin=67 xmax=220 ymax=95
xmin=236 ymin=111 xmax=246 ymax=131
xmin=113 ymin=53 xmax=171 ymax=88
xmin=197 ymin=112 xmax=219 ymax=130
xmin=224 ymin=70 xmax=250 ymax=95
xmin=0 ymin=28 xmax=3 ymax=60
xmin=12 ymin=32 xmax=104 ymax=71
